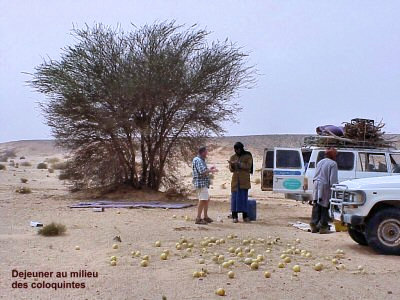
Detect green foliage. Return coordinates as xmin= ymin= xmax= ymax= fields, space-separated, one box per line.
xmin=38 ymin=222 xmax=66 ymax=236
xmin=30 ymin=22 xmax=254 ymax=191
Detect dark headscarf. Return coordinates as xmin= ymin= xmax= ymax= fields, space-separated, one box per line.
xmin=234 ymin=142 xmax=253 ymax=174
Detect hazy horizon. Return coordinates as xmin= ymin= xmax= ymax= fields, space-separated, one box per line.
xmin=1 ymin=1 xmax=400 ymax=143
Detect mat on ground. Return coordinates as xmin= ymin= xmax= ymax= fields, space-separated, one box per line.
xmin=69 ymin=200 xmax=194 ymax=209
xmin=289 ymin=221 xmax=336 ymax=232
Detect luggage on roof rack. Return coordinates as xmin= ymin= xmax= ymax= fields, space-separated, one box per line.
xmin=309 ymin=118 xmax=396 ymax=149
xmin=303 ymin=135 xmax=395 ymax=149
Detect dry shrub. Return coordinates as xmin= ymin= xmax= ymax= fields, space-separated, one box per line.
xmin=20 ymin=161 xmax=32 ymax=167
xmin=20 ymin=156 xmax=26 ymax=159
xmin=38 ymin=222 xmax=66 ymax=236
xmin=45 ymin=157 xmax=60 ymax=164
xmin=58 ymin=172 xmax=71 ymax=180
xmin=48 ymin=168 xmax=54 ymax=173
xmin=0 ymin=149 xmax=16 ymax=162
xmin=20 ymin=178 xmax=28 ymax=183
xmin=51 ymin=162 xmax=67 ymax=170
xmin=0 ymin=164 xmax=6 ymax=170
xmin=37 ymin=162 xmax=48 ymax=169
xmin=165 ymin=186 xmax=190 ymax=199
xmin=16 ymin=187 xmax=31 ymax=194
xmin=254 ymin=178 xmax=261 ymax=184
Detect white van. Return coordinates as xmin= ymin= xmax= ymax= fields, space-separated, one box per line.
xmin=261 ymin=146 xmax=400 ymax=201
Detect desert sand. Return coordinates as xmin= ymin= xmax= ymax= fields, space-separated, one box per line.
xmin=1 ymin=138 xmax=399 ymax=300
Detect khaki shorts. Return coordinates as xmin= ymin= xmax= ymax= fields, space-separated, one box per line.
xmin=196 ymin=187 xmax=209 ymax=201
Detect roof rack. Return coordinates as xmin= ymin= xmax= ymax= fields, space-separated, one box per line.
xmin=303 ymin=135 xmax=396 ymax=149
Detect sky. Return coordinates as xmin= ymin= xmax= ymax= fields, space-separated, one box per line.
xmin=1 ymin=0 xmax=399 ymax=142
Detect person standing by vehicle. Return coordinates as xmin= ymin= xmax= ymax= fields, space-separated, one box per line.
xmin=229 ymin=142 xmax=253 ymax=223
xmin=310 ymin=147 xmax=338 ymax=234
xmin=192 ymin=146 xmax=217 ymax=225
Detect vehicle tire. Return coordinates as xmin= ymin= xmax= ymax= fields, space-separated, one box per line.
xmin=348 ymin=227 xmax=368 ymax=246
xmin=366 ymin=208 xmax=400 ymax=255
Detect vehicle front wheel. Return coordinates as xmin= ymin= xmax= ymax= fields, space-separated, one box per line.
xmin=348 ymin=227 xmax=368 ymax=246
xmin=366 ymin=208 xmax=400 ymax=255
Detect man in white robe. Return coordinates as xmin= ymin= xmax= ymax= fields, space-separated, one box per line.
xmin=310 ymin=147 xmax=338 ymax=234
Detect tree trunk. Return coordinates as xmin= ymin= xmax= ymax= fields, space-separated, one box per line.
xmin=140 ymin=133 xmax=147 ymax=186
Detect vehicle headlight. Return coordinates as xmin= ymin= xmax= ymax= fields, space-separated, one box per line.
xmin=349 ymin=191 xmax=365 ymax=205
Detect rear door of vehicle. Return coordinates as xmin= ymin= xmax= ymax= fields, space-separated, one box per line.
xmin=261 ymin=149 xmax=274 ymax=191
xmin=273 ymin=148 xmax=305 ymax=193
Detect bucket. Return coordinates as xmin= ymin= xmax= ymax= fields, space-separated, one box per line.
xmin=333 ymin=220 xmax=348 ymax=232
xmin=247 ymin=199 xmax=257 ymax=221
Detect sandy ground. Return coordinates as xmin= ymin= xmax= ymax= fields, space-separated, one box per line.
xmin=1 ymin=141 xmax=400 ymax=300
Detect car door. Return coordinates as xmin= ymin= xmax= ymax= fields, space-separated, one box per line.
xmin=356 ymin=152 xmax=391 ymax=179
xmin=273 ymin=148 xmax=305 ymax=193
xmin=261 ymin=149 xmax=274 ymax=191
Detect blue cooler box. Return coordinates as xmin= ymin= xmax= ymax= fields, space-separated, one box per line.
xmin=247 ymin=199 xmax=257 ymax=221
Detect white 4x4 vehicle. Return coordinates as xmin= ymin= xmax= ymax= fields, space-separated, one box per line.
xmin=261 ymin=146 xmax=400 ymax=201
xmin=330 ymin=175 xmax=400 ymax=255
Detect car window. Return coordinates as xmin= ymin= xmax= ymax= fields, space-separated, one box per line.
xmin=276 ymin=150 xmax=302 ymax=169
xmin=316 ymin=151 xmax=354 ymax=171
xmin=358 ymin=153 xmax=387 ymax=172
xmin=390 ymin=154 xmax=400 ymax=173
xmin=264 ymin=150 xmax=274 ymax=168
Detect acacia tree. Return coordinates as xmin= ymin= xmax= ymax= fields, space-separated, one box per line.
xmin=31 ymin=22 xmax=254 ymax=190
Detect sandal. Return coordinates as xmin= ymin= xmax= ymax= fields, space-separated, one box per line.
xmin=233 ymin=218 xmax=239 ymax=223
xmin=204 ymin=217 xmax=214 ymax=223
xmin=243 ymin=217 xmax=251 ymax=223
xmin=195 ymin=218 xmax=208 ymax=225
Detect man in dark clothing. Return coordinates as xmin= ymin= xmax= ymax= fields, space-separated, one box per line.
xmin=229 ymin=142 xmax=253 ymax=223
